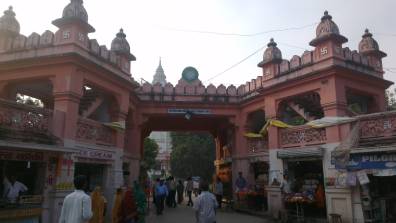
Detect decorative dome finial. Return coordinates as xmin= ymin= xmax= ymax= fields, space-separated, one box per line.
xmin=359 ymin=28 xmax=386 ymax=58
xmin=362 ymin=28 xmax=372 ymax=38
xmin=62 ymin=0 xmax=88 ymax=22
xmin=0 ymin=5 xmax=20 ymax=36
xmin=321 ymin=10 xmax=332 ymax=20
xmin=258 ymin=38 xmax=282 ymax=67
xmin=267 ymin=38 xmax=277 ymax=47
xmin=309 ymin=10 xmax=347 ymax=46
xmin=52 ymin=0 xmax=95 ymax=33
xmin=111 ymin=29 xmax=136 ymax=61
xmin=116 ymin=28 xmax=126 ymax=38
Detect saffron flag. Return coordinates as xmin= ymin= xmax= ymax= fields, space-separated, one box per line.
xmin=103 ymin=121 xmax=126 ymax=131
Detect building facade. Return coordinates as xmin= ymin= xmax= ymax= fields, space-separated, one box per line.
xmin=0 ymin=1 xmax=393 ymax=222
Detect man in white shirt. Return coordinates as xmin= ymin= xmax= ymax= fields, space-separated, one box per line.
xmin=59 ymin=175 xmax=93 ymax=223
xmin=193 ymin=182 xmax=218 ymax=223
xmin=3 ymin=175 xmax=28 ymax=203
xmin=280 ymin=174 xmax=292 ymax=194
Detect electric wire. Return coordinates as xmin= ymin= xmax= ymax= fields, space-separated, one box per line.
xmin=158 ymin=22 xmax=317 ymax=37
xmin=204 ymin=44 xmax=266 ymax=83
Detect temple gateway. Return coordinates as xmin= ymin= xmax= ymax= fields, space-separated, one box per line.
xmin=0 ymin=1 xmax=395 ymax=223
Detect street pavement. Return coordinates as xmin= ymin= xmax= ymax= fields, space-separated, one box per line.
xmin=146 ymin=199 xmax=271 ymax=223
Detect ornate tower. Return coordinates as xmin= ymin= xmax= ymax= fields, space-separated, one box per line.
xmin=52 ymin=0 xmax=95 ymax=49
xmin=0 ymin=6 xmax=20 ymax=52
xmin=110 ymin=29 xmax=136 ymax=74
xmin=152 ymin=59 xmax=167 ymax=86
xmin=309 ymin=11 xmax=348 ymax=61
xmin=358 ymin=29 xmax=386 ymax=73
xmin=258 ymin=38 xmax=282 ymax=80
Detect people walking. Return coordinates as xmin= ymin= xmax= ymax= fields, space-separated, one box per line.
xmin=59 ymin=175 xmax=93 ymax=223
xmin=168 ymin=176 xmax=177 ymax=208
xmin=235 ymin=172 xmax=248 ymax=202
xmin=155 ymin=179 xmax=168 ymax=215
xmin=89 ymin=186 xmax=106 ymax=223
xmin=112 ymin=188 xmax=123 ymax=223
xmin=185 ymin=177 xmax=194 ymax=206
xmin=165 ymin=177 xmax=171 ymax=207
xmin=133 ymin=181 xmax=147 ymax=223
xmin=176 ymin=180 xmax=184 ymax=204
xmin=152 ymin=178 xmax=159 ymax=205
xmin=118 ymin=187 xmax=138 ymax=223
xmin=235 ymin=172 xmax=247 ymax=192
xmin=213 ymin=177 xmax=223 ymax=209
xmin=193 ymin=181 xmax=218 ymax=223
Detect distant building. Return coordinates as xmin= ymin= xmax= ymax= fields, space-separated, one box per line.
xmin=150 ymin=61 xmax=172 ymax=174
xmin=152 ymin=59 xmax=167 ymax=87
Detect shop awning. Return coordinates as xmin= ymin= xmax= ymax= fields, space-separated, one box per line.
xmin=0 ymin=140 xmax=77 ymax=153
xmin=350 ymin=146 xmax=396 ymax=154
xmin=277 ymin=147 xmax=324 ymax=159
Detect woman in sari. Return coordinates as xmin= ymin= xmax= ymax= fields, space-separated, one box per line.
xmin=133 ymin=181 xmax=147 ymax=223
xmin=90 ymin=186 xmax=106 ymax=223
xmin=118 ymin=187 xmax=138 ymax=223
xmin=112 ymin=188 xmax=123 ymax=223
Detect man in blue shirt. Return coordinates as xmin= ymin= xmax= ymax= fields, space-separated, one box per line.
xmin=235 ymin=172 xmax=247 ymax=192
xmin=155 ymin=179 xmax=168 ymax=215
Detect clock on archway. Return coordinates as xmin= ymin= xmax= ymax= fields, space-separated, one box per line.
xmin=182 ymin=66 xmax=199 ymax=83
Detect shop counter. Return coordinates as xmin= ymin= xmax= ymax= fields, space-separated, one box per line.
xmin=0 ymin=206 xmax=41 ymax=223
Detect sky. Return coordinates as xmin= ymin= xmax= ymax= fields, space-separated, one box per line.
xmin=1 ymin=0 xmax=396 ymax=88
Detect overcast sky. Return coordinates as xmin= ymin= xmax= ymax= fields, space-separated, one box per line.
xmin=1 ymin=0 xmax=395 ymax=88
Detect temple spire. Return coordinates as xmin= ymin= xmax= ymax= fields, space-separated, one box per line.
xmin=152 ymin=57 xmax=167 ymax=87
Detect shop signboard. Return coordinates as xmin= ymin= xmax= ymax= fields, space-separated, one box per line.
xmin=75 ymin=149 xmax=113 ymax=160
xmin=346 ymin=152 xmax=396 ymax=170
xmin=167 ymin=108 xmax=211 ymax=115
xmin=0 ymin=150 xmax=44 ymax=161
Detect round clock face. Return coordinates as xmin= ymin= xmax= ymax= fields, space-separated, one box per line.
xmin=182 ymin=67 xmax=199 ymax=83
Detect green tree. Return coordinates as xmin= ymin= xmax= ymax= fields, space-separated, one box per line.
xmin=386 ymin=89 xmax=396 ymax=111
xmin=142 ymin=138 xmax=159 ymax=170
xmin=170 ymin=132 xmax=215 ymax=182
xmin=140 ymin=138 xmax=159 ymax=180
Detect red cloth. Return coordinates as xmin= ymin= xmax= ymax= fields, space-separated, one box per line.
xmin=118 ymin=189 xmax=138 ymax=223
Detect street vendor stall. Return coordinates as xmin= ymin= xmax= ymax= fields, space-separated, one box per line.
xmin=282 ymin=160 xmax=327 ymax=221
xmin=0 ymin=158 xmax=45 ymax=223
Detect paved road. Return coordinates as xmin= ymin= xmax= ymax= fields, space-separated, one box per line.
xmin=146 ymin=200 xmax=270 ymax=223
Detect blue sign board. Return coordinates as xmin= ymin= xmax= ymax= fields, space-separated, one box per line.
xmin=347 ymin=152 xmax=396 ymax=170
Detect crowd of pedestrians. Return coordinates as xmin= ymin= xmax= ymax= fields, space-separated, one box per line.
xmin=59 ymin=175 xmax=147 ymax=223
xmin=59 ymin=173 xmax=233 ymax=223
xmin=151 ymin=175 xmax=222 ymax=223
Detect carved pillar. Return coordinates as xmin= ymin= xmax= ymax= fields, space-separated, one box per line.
xmin=52 ymin=71 xmax=83 ymax=145
xmin=320 ymin=77 xmax=347 ymax=142
xmin=125 ymin=111 xmax=146 ymax=183
xmin=112 ymin=111 xmax=128 ymax=149
xmin=112 ymin=93 xmax=129 ymax=149
xmin=265 ymin=97 xmax=279 ymax=149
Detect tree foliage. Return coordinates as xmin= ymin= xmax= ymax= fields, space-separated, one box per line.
xmin=386 ymin=89 xmax=396 ymax=111
xmin=170 ymin=132 xmax=215 ymax=182
xmin=16 ymin=93 xmax=43 ymax=107
xmin=142 ymin=138 xmax=159 ymax=171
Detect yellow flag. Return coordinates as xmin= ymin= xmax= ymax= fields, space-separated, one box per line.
xmin=269 ymin=119 xmax=292 ymax=128
xmin=103 ymin=121 xmax=126 ymax=131
xmin=243 ymin=132 xmax=264 ymax=138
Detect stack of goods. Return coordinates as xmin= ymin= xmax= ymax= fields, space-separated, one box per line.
xmin=284 ymin=192 xmax=315 ymax=204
